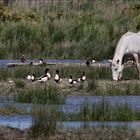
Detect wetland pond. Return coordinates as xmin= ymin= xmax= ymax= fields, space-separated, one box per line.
xmin=0 ymin=59 xmax=140 ymax=131
xmin=1 ymin=95 xmax=140 ymax=112
xmin=0 ymin=95 xmax=140 ymax=130
xmin=0 ymin=59 xmax=111 ymax=67
xmin=0 ymin=115 xmax=140 ymax=130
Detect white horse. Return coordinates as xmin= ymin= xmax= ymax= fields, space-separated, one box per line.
xmin=111 ymin=31 xmax=140 ymax=81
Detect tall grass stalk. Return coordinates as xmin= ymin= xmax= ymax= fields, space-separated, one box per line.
xmin=29 ymin=107 xmax=59 ymax=138
xmin=0 ymin=1 xmax=140 ymax=59
xmin=0 ymin=65 xmax=140 ymax=96
xmin=65 ymin=100 xmax=139 ymax=121
xmin=15 ymin=85 xmax=65 ymax=104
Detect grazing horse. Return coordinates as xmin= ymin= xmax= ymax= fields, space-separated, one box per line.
xmin=111 ymin=31 xmax=140 ymax=81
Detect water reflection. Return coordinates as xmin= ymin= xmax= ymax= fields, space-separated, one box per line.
xmin=0 ymin=115 xmax=140 ymax=130
xmin=0 ymin=59 xmax=111 ymax=67
xmin=0 ymin=95 xmax=140 ymax=112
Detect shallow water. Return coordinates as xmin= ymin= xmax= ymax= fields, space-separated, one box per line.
xmin=0 ymin=115 xmax=140 ymax=130
xmin=0 ymin=59 xmax=111 ymax=67
xmin=0 ymin=115 xmax=32 ymax=130
xmin=0 ymin=95 xmax=140 ymax=113
xmin=0 ymin=59 xmax=84 ymax=66
xmin=65 ymin=95 xmax=140 ymax=110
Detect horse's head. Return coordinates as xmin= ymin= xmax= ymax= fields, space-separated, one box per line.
xmin=111 ymin=59 xmax=124 ymax=81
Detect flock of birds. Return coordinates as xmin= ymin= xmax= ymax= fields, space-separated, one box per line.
xmin=20 ymin=55 xmax=87 ymax=85
xmin=26 ymin=68 xmax=86 ymax=85
xmin=22 ymin=56 xmax=116 ymax=85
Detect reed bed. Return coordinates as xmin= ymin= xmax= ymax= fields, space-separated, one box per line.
xmin=28 ymin=101 xmax=140 ymax=139
xmin=15 ymin=85 xmax=65 ymax=104
xmin=0 ymin=98 xmax=140 ymax=122
xmin=0 ymin=64 xmax=137 ymax=80
xmin=0 ymin=0 xmax=140 ymax=59
xmin=63 ymin=100 xmax=140 ymax=121
xmin=29 ymin=107 xmax=59 ymax=138
xmin=0 ymin=1 xmax=140 ymax=139
xmin=0 ymin=64 xmax=140 ymax=96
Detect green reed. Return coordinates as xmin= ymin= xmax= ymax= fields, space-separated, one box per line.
xmin=0 ymin=65 xmax=46 ymax=81
xmin=15 ymin=85 xmax=65 ymax=104
xmin=29 ymin=107 xmax=60 ymax=138
xmin=64 ymin=100 xmax=139 ymax=121
xmin=0 ymin=1 xmax=140 ymax=59
xmin=0 ymin=64 xmax=140 ymax=96
xmin=91 ymin=81 xmax=140 ymax=96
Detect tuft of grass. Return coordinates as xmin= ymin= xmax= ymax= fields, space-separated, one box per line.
xmin=29 ymin=107 xmax=59 ymax=138
xmin=65 ymin=100 xmax=140 ymax=121
xmin=14 ymin=79 xmax=25 ymax=89
xmin=15 ymin=85 xmax=65 ymax=104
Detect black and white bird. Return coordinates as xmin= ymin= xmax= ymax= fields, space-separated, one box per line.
xmin=68 ymin=75 xmax=78 ymax=85
xmin=86 ymin=58 xmax=91 ymax=66
xmin=38 ymin=68 xmax=51 ymax=82
xmin=77 ymin=71 xmax=86 ymax=82
xmin=45 ymin=68 xmax=51 ymax=79
xmin=27 ymin=73 xmax=35 ymax=82
xmin=38 ymin=59 xmax=43 ymax=64
xmin=54 ymin=70 xmax=62 ymax=83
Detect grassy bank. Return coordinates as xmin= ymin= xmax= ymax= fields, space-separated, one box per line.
xmin=0 ymin=64 xmax=137 ymax=81
xmin=0 ymin=0 xmax=140 ymax=59
xmin=0 ymin=64 xmax=140 ymax=96
xmin=15 ymin=85 xmax=65 ymax=104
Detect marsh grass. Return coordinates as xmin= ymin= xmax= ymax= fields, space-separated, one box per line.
xmin=123 ymin=66 xmax=138 ymax=80
xmin=15 ymin=85 xmax=65 ymax=104
xmin=0 ymin=1 xmax=140 ymax=59
xmin=14 ymin=79 xmax=25 ymax=89
xmin=0 ymin=65 xmax=46 ymax=80
xmin=0 ymin=64 xmax=140 ymax=96
xmin=29 ymin=107 xmax=59 ymax=138
xmin=0 ymin=64 xmax=109 ymax=80
xmin=87 ymin=81 xmax=140 ymax=96
xmin=94 ymin=82 xmax=140 ymax=96
xmin=0 ymin=105 xmax=27 ymax=115
xmin=65 ymin=100 xmax=139 ymax=121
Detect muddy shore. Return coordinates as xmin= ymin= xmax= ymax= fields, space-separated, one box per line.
xmin=0 ymin=126 xmax=139 ymax=140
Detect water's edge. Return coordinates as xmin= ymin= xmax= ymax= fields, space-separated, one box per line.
xmin=0 ymin=115 xmax=140 ymax=130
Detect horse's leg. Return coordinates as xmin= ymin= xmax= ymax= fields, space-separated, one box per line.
xmin=133 ymin=53 xmax=140 ymax=79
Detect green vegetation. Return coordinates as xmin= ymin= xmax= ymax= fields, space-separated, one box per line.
xmin=28 ymin=101 xmax=140 ymax=139
xmin=0 ymin=0 xmax=139 ymax=59
xmin=15 ymin=85 xmax=65 ymax=104
xmin=0 ymin=105 xmax=27 ymax=115
xmin=29 ymin=107 xmax=59 ymax=138
xmin=0 ymin=1 xmax=140 ymax=139
xmin=64 ymin=100 xmax=140 ymax=121
xmin=90 ymin=81 xmax=140 ymax=96
xmin=0 ymin=64 xmax=140 ymax=95
xmin=1 ymin=64 xmax=137 ymax=81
